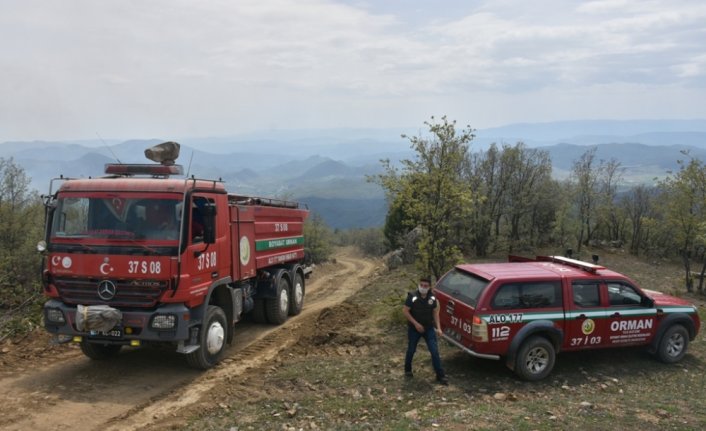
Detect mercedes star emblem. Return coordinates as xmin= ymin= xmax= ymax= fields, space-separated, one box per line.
xmin=97 ymin=280 xmax=117 ymax=301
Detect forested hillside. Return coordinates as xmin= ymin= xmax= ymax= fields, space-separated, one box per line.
xmin=374 ymin=116 xmax=706 ymax=294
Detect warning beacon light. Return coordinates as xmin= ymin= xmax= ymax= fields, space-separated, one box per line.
xmin=145 ymin=141 xmax=181 ymax=165
xmin=104 ymin=141 xmax=184 ymax=176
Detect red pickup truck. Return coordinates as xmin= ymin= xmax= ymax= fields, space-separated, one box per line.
xmin=434 ymin=255 xmax=701 ymax=380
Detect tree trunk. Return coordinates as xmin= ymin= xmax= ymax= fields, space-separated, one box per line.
xmin=683 ymin=254 xmax=693 ymax=293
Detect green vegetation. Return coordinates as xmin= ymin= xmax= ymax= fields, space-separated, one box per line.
xmin=657 ymin=156 xmax=706 ymax=293
xmin=372 ymin=116 xmax=474 ymax=278
xmin=371 ymin=116 xmax=706 ymax=294
xmin=334 ymin=227 xmax=387 ymax=257
xmin=0 ymin=158 xmax=45 ymax=340
xmin=304 ymin=213 xmax=335 ymax=263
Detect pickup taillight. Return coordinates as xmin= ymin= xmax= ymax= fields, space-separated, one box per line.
xmin=472 ymin=315 xmax=488 ymax=342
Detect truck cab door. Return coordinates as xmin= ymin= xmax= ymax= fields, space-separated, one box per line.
xmin=566 ymin=281 xmax=609 ymax=349
xmin=604 ymin=281 xmax=657 ymax=346
xmin=183 ymin=195 xmax=223 ymax=295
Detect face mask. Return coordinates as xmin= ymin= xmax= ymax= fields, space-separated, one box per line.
xmin=418 ymin=286 xmax=430 ymax=295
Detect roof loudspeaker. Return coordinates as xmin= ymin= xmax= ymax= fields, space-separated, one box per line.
xmin=145 ymin=141 xmax=180 ymax=166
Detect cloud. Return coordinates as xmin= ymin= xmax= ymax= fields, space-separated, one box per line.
xmin=0 ymin=0 xmax=704 ymax=140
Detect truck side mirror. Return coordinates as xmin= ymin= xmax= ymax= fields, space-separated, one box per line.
xmin=202 ymin=203 xmax=217 ymax=244
xmin=641 ymin=296 xmax=655 ymax=308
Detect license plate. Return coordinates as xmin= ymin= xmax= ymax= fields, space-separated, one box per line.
xmin=89 ymin=328 xmax=122 ymax=338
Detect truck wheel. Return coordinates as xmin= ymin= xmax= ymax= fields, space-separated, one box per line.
xmin=186 ymin=305 xmax=228 ymax=370
xmin=250 ymin=298 xmax=267 ymax=323
xmin=289 ymin=272 xmax=305 ymax=316
xmin=656 ymin=324 xmax=689 ymax=363
xmin=266 ymin=276 xmax=290 ymax=324
xmin=80 ymin=341 xmax=122 ymax=360
xmin=515 ymin=336 xmax=556 ymax=381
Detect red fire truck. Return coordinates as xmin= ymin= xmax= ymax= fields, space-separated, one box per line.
xmin=39 ymin=143 xmax=310 ymax=369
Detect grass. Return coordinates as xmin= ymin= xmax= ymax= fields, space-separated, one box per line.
xmin=181 ymin=250 xmax=706 ymax=431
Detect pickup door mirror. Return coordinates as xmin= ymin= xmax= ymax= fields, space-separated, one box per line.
xmin=202 ymin=203 xmax=217 ymax=244
xmin=641 ymin=295 xmax=655 ymax=308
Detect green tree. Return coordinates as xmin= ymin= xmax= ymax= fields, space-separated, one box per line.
xmin=621 ymin=184 xmax=656 ymax=256
xmin=658 ymin=156 xmax=706 ymax=293
xmin=373 ymin=116 xmax=474 ymax=279
xmin=382 ymin=198 xmax=409 ymax=250
xmin=499 ymin=143 xmax=553 ymax=250
xmin=466 ymin=144 xmax=507 ymax=256
xmin=303 ymin=213 xmax=334 ymax=264
xmin=465 ymin=143 xmax=554 ymax=255
xmin=596 ymin=159 xmax=626 ymax=243
xmin=551 ymin=181 xmax=579 ymax=249
xmin=0 ymin=158 xmax=44 ymax=338
xmin=571 ymin=147 xmax=600 ymax=251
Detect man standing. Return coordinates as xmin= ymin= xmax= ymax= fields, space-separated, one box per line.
xmin=403 ymin=277 xmax=448 ymax=385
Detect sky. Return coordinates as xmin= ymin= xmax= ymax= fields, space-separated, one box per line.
xmin=1 ymin=0 xmax=705 ymax=142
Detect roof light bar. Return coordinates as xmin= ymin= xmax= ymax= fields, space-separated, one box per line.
xmin=104 ymin=164 xmax=184 ymax=176
xmin=544 ymin=255 xmax=605 ymax=274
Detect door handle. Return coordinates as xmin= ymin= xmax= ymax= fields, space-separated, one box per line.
xmin=577 ymin=314 xmax=587 ymax=319
xmin=611 ymin=312 xmax=621 ymax=318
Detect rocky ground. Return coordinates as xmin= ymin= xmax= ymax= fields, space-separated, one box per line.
xmin=169 ymin=248 xmax=706 ymax=431
xmin=1 ymin=247 xmax=705 ymax=430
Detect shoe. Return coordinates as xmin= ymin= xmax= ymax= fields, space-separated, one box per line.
xmin=436 ymin=375 xmax=449 ymax=385
xmin=404 ymin=371 xmax=414 ymax=378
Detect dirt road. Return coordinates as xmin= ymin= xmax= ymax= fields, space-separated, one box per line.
xmin=0 ymin=251 xmax=379 ymax=431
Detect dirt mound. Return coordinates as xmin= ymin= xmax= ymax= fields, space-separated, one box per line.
xmin=291 ymin=301 xmax=378 ymax=354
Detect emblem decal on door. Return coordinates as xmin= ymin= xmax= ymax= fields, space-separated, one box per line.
xmin=240 ymin=236 xmax=251 ymax=265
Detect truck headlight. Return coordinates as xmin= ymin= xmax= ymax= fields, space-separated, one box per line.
xmin=151 ymin=314 xmax=176 ymax=330
xmin=46 ymin=308 xmax=66 ymax=324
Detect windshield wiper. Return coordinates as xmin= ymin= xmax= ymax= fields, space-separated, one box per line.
xmin=124 ymin=240 xmax=162 ymax=255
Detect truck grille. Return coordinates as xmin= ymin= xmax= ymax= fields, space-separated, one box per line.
xmin=53 ymin=277 xmax=168 ymax=308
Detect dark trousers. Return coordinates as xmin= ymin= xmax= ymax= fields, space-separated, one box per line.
xmin=405 ymin=325 xmax=445 ymax=378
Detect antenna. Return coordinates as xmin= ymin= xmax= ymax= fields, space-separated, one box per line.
xmin=185 ymin=151 xmax=194 ymax=178
xmin=96 ymin=132 xmax=122 ymax=164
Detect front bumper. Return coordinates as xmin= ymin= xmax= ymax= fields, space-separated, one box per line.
xmin=43 ymin=299 xmax=192 ymax=343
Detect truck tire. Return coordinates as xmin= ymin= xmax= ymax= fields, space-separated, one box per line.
xmin=656 ymin=324 xmax=689 ymax=363
xmin=289 ymin=272 xmax=305 ymax=316
xmin=250 ymin=298 xmax=268 ymax=323
xmin=266 ymin=276 xmax=290 ymax=324
xmin=186 ymin=305 xmax=228 ymax=370
xmin=515 ymin=336 xmax=556 ymax=381
xmin=80 ymin=341 xmax=122 ymax=360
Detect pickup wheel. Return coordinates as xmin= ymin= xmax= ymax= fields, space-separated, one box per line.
xmin=656 ymin=324 xmax=689 ymax=363
xmin=266 ymin=276 xmax=290 ymax=324
xmin=289 ymin=272 xmax=305 ymax=316
xmin=80 ymin=341 xmax=121 ymax=360
xmin=186 ymin=305 xmax=228 ymax=369
xmin=515 ymin=336 xmax=556 ymax=381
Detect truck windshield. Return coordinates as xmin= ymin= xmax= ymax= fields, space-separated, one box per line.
xmin=51 ymin=196 xmax=182 ymax=242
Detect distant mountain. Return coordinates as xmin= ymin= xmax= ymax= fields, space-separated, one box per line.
xmin=4 ymin=119 xmax=706 ymax=228
xmin=296 ymin=159 xmax=358 ymax=180
xmin=299 ymin=196 xmax=387 ymax=229
xmin=477 ymin=119 xmax=706 ymax=144
xmin=543 ymin=143 xmax=705 ymax=170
